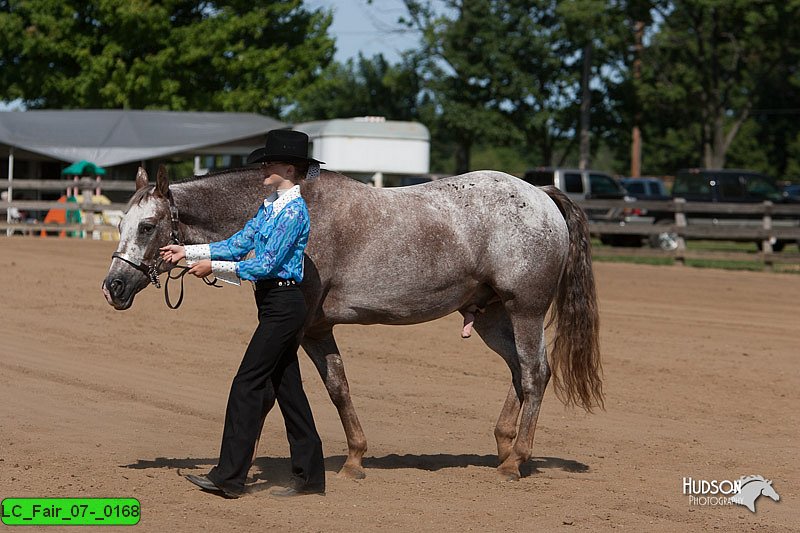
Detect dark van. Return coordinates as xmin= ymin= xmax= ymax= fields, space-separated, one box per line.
xmin=672 ymin=168 xmax=785 ymax=203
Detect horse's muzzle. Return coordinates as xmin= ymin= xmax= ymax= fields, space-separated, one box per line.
xmin=102 ymin=277 xmax=136 ymax=310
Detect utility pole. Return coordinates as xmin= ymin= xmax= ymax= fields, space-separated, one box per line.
xmin=579 ymin=42 xmax=593 ymax=170
xmin=630 ymin=20 xmax=644 ymax=177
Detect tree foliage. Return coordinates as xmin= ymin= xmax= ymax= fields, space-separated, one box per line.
xmin=638 ymin=0 xmax=800 ymax=173
xmin=2 ymin=0 xmax=799 ymax=178
xmin=399 ymin=0 xmax=633 ymax=174
xmin=0 ymin=0 xmax=334 ymax=115
xmin=287 ymin=52 xmax=426 ymax=122
xmin=401 ymin=0 xmax=523 ymax=173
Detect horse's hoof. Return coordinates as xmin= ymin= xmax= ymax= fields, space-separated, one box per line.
xmin=497 ymin=467 xmax=521 ymax=482
xmin=337 ymin=464 xmax=366 ymax=480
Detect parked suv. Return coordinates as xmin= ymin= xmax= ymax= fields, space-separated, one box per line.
xmin=619 ymin=177 xmax=670 ymax=201
xmin=652 ymin=169 xmax=800 ymax=251
xmin=672 ymin=168 xmax=784 ymax=203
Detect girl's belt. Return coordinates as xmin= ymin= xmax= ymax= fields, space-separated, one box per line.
xmin=255 ymin=278 xmax=297 ymax=290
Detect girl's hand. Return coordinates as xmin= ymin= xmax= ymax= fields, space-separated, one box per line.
xmin=188 ymin=260 xmax=212 ymax=278
xmin=159 ymin=244 xmax=185 ymax=263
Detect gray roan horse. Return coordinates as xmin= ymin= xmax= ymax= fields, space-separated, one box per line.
xmin=102 ymin=165 xmax=603 ymax=481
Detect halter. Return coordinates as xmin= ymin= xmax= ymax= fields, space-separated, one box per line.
xmin=111 ymin=188 xmax=219 ymax=309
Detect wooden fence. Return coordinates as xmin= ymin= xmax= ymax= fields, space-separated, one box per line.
xmin=1 ymin=178 xmax=134 ymax=236
xmin=2 ymin=179 xmax=799 ymax=267
xmin=577 ymin=198 xmax=800 ymax=267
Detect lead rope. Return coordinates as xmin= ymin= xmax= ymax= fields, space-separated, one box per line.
xmin=162 ymin=188 xmax=220 ymax=310
xmin=163 ymin=264 xmax=220 ymax=310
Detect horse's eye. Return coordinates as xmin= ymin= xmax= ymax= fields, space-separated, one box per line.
xmin=139 ymin=223 xmax=155 ymax=235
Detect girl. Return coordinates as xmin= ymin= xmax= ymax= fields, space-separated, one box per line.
xmin=159 ymin=130 xmax=325 ymax=498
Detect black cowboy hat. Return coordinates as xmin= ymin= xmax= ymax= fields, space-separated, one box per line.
xmin=246 ymin=129 xmax=325 ymax=166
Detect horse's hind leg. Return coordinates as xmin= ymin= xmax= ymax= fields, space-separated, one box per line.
xmin=302 ymin=331 xmax=368 ymax=479
xmin=495 ymin=384 xmax=522 ymax=464
xmin=470 ymin=304 xmax=523 ymax=471
xmin=498 ymin=310 xmax=550 ymax=480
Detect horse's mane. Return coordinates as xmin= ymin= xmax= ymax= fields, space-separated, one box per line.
xmin=127 ymin=186 xmax=151 ymax=208
xmin=126 ymin=167 xmax=362 ymax=210
xmin=126 ymin=166 xmax=264 ymax=208
xmin=175 ymin=165 xmax=262 ymax=184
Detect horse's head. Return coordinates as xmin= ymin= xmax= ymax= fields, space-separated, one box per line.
xmin=761 ymin=480 xmax=780 ymax=502
xmin=102 ymin=166 xmax=174 ymax=310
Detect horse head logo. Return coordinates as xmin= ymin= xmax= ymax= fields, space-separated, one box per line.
xmin=730 ymin=475 xmax=780 ymax=513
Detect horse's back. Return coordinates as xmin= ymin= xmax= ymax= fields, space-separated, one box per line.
xmin=302 ymin=170 xmax=570 ymax=323
xmin=309 ymin=169 xmax=568 ymax=274
xmin=433 ymin=171 xmax=569 ymax=293
xmin=421 ymin=170 xmax=568 ymax=252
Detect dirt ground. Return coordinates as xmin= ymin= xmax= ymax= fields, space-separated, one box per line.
xmin=0 ymin=237 xmax=797 ymax=532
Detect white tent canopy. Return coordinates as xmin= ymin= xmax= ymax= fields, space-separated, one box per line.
xmin=0 ymin=109 xmax=284 ymax=167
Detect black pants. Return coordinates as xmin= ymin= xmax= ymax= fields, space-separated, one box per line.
xmin=206 ymin=284 xmax=324 ymax=494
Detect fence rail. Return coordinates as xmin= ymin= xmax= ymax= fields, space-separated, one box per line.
xmin=1 ymin=178 xmax=139 ymax=192
xmin=577 ymin=198 xmax=800 ymax=268
xmin=589 ymin=242 xmax=800 ymax=266
xmin=0 ymin=200 xmax=129 ymax=211
xmin=2 ymin=177 xmax=131 ymax=237
xmin=2 ymin=185 xmax=799 ymax=268
xmin=576 ymin=198 xmax=800 ymax=215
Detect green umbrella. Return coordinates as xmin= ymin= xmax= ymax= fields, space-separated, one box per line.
xmin=62 ymin=160 xmax=107 ymax=176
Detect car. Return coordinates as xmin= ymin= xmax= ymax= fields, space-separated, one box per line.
xmin=617 ymin=177 xmax=674 ymax=248
xmin=619 ymin=177 xmax=671 ymax=201
xmin=649 ymin=169 xmax=800 ymax=251
xmin=784 ymin=183 xmax=800 ymax=201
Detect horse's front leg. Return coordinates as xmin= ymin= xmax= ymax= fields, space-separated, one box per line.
xmin=302 ymin=331 xmax=368 ymax=479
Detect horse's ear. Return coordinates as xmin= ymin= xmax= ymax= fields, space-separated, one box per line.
xmin=135 ymin=167 xmax=149 ymax=191
xmin=154 ymin=164 xmax=169 ymax=198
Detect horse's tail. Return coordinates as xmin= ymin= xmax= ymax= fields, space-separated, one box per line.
xmin=541 ymin=186 xmax=604 ymax=412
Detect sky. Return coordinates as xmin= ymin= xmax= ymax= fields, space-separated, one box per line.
xmin=307 ymin=0 xmax=421 ymax=63
xmin=0 ymin=1 xmax=421 ymax=111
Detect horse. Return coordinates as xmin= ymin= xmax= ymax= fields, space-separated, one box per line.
xmin=102 ymin=165 xmax=603 ymax=481
xmin=730 ymin=475 xmax=780 ymax=513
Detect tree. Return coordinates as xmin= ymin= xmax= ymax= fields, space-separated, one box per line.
xmin=639 ymin=0 xmax=798 ymax=169
xmin=288 ymin=52 xmax=425 ymax=122
xmin=484 ymin=0 xmax=575 ymax=168
xmin=401 ymin=0 xmax=519 ymax=174
xmin=0 ymin=0 xmax=334 ymax=115
xmin=401 ymin=1 xmax=633 ymax=173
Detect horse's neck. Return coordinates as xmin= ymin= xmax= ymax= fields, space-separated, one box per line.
xmin=172 ymin=170 xmax=266 ymax=244
xmin=171 ymin=170 xmax=367 ymax=244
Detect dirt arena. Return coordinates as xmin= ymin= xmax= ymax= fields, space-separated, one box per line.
xmin=1 ymin=238 xmax=797 ymax=531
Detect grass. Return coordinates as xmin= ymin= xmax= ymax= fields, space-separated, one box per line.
xmin=592 ymin=255 xmax=674 ymax=266
xmin=590 ymin=238 xmax=800 ymax=274
xmin=683 ymin=258 xmax=768 ymax=271
xmin=685 ymin=240 xmax=761 ymax=253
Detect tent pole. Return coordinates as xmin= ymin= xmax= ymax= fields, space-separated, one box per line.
xmin=6 ymin=147 xmax=13 ymax=236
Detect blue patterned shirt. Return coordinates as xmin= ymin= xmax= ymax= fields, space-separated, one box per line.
xmin=207 ymin=189 xmax=309 ymax=282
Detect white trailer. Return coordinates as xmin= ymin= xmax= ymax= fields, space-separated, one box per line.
xmin=293 ymin=117 xmax=430 ymax=187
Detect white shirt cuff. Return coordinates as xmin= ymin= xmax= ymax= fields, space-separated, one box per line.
xmin=185 ymin=244 xmax=210 ymax=265
xmin=211 ymin=261 xmax=241 ymax=286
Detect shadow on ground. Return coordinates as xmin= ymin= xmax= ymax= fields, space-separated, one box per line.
xmin=121 ymin=453 xmax=589 ymax=482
